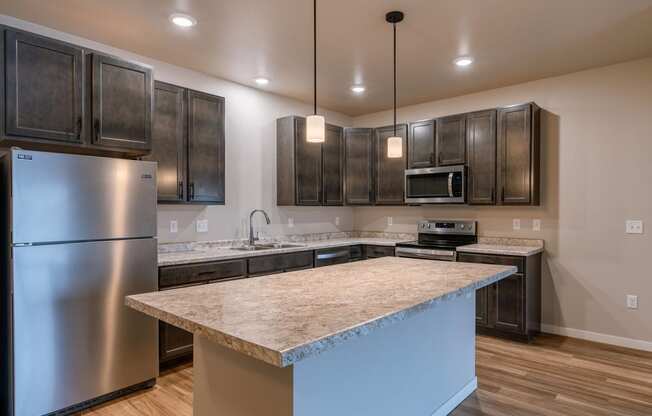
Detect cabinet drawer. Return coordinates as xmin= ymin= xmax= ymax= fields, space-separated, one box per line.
xmin=457 ymin=253 xmax=524 ymax=273
xmin=159 ymin=259 xmax=246 ymax=288
xmin=364 ymin=245 xmax=395 ymax=258
xmin=248 ymin=251 xmax=314 ymax=275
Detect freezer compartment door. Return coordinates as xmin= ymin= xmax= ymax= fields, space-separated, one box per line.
xmin=12 ymin=238 xmax=158 ymax=416
xmin=11 ymin=149 xmax=157 ymax=244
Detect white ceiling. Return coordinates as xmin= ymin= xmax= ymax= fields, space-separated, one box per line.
xmin=2 ymin=0 xmax=652 ymax=116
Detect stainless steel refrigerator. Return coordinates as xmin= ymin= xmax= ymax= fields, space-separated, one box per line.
xmin=1 ymin=149 xmax=158 ymax=416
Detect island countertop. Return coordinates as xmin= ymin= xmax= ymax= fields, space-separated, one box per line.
xmin=126 ymin=257 xmax=515 ymax=367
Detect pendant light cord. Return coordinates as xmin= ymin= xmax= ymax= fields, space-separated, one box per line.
xmin=393 ymin=22 xmax=397 ymax=137
xmin=313 ymin=0 xmax=317 ymax=115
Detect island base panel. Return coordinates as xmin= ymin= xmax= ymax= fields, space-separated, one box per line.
xmin=194 ymin=292 xmax=477 ymax=416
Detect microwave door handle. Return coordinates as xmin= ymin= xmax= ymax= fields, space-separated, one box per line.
xmin=448 ymin=172 xmax=454 ymax=197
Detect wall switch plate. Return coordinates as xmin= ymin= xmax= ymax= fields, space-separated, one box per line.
xmin=626 ymin=220 xmax=644 ymax=234
xmin=288 ymin=217 xmax=294 ymax=228
xmin=387 ymin=216 xmax=393 ymax=226
xmin=170 ymin=220 xmax=178 ymax=233
xmin=627 ymin=295 xmax=638 ymax=309
xmin=196 ymin=219 xmax=208 ymax=233
xmin=513 ymin=219 xmax=521 ymax=230
xmin=335 ymin=216 xmax=340 ymax=226
xmin=532 ymin=219 xmax=541 ymax=232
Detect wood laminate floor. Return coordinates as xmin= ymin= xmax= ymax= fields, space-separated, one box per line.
xmin=82 ymin=334 xmax=652 ymax=416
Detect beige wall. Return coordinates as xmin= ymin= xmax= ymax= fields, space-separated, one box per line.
xmin=353 ymin=58 xmax=652 ymax=344
xmin=0 ymin=16 xmax=356 ymax=244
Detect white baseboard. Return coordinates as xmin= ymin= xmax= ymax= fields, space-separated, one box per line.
xmin=431 ymin=377 xmax=477 ymax=416
xmin=541 ymin=324 xmax=652 ymax=352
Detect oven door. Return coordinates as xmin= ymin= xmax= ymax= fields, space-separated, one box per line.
xmin=395 ymin=247 xmax=457 ymax=261
xmin=404 ymin=165 xmax=466 ymax=204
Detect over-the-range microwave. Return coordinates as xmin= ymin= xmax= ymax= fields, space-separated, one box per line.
xmin=404 ymin=165 xmax=466 ymax=204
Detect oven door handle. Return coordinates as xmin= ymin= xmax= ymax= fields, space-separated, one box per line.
xmin=448 ymin=173 xmax=454 ymax=197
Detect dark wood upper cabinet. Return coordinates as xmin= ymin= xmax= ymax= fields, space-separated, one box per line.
xmin=322 ymin=124 xmax=344 ymax=205
xmin=277 ymin=116 xmax=343 ymax=206
xmin=467 ymin=110 xmax=497 ymax=205
xmin=407 ymin=120 xmax=435 ymax=169
xmin=374 ymin=125 xmax=407 ymax=205
xmin=91 ymin=53 xmax=153 ymax=151
xmin=295 ymin=118 xmax=323 ymax=205
xmin=497 ymin=103 xmax=540 ymax=205
xmin=187 ymin=89 xmax=225 ymax=204
xmin=344 ymin=128 xmax=375 ymax=205
xmin=436 ymin=114 xmax=466 ymax=166
xmin=144 ymin=81 xmax=186 ymax=203
xmin=4 ymin=30 xmax=83 ymax=143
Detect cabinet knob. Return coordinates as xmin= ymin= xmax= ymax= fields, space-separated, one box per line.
xmin=77 ymin=117 xmax=82 ymax=140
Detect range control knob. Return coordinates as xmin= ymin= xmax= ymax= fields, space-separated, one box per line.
xmin=460 ymin=224 xmax=465 ymax=229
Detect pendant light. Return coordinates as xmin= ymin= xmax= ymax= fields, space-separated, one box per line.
xmin=386 ymin=11 xmax=404 ymax=158
xmin=306 ymin=0 xmax=325 ymax=143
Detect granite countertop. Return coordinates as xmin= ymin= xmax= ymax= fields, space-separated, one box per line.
xmin=456 ymin=237 xmax=544 ymax=257
xmin=158 ymin=237 xmax=405 ymax=267
xmin=127 ymin=257 xmax=515 ymax=367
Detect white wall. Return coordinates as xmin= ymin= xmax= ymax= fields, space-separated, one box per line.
xmin=353 ymin=58 xmax=652 ymax=345
xmin=0 ymin=15 xmax=355 ymax=244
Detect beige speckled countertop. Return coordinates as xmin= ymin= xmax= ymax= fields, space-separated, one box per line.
xmin=456 ymin=237 xmax=544 ymax=257
xmin=158 ymin=237 xmax=403 ymax=267
xmin=127 ymin=257 xmax=515 ymax=367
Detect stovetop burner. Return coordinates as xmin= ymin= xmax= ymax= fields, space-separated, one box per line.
xmin=395 ymin=220 xmax=477 ymax=261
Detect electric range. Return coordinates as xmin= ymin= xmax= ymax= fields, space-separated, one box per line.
xmin=395 ymin=220 xmax=477 ymax=261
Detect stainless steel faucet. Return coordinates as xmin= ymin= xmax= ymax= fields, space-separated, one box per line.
xmin=249 ymin=209 xmax=271 ymax=246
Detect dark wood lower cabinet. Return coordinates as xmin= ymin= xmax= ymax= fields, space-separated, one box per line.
xmin=157 ymin=245 xmax=394 ymax=367
xmin=458 ymin=252 xmax=541 ymax=341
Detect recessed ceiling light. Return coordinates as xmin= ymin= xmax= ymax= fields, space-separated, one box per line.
xmin=454 ymin=56 xmax=474 ymax=67
xmin=169 ymin=13 xmax=197 ymax=27
xmin=351 ymin=85 xmax=366 ymax=93
xmin=254 ymin=77 xmax=270 ymax=86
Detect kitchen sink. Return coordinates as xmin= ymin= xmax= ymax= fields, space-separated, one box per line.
xmin=230 ymin=243 xmax=306 ymax=251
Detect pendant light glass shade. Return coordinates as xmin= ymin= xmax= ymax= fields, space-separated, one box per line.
xmin=387 ymin=135 xmax=402 ymax=158
xmin=306 ymin=114 xmax=325 ymax=143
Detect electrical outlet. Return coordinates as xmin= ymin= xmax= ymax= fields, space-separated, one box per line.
xmin=532 ymin=219 xmax=541 ymax=232
xmin=513 ymin=219 xmax=521 ymax=231
xmin=387 ymin=216 xmax=393 ymax=226
xmin=196 ymin=219 xmax=208 ymax=233
xmin=288 ymin=217 xmax=294 ymax=228
xmin=627 ymin=295 xmax=638 ymax=309
xmin=170 ymin=220 xmax=178 ymax=233
xmin=335 ymin=216 xmax=340 ymax=226
xmin=626 ymin=220 xmax=644 ymax=234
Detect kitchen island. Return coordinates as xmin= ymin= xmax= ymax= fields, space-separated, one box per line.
xmin=127 ymin=257 xmax=515 ymax=416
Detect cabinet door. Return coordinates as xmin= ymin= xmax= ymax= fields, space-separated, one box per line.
xmin=475 ymin=286 xmax=490 ymax=327
xmin=91 ymin=53 xmax=152 ymax=151
xmin=4 ymin=30 xmax=83 ymax=143
xmin=322 ymin=124 xmax=344 ymax=205
xmin=145 ymin=81 xmax=186 ymax=203
xmin=295 ymin=118 xmax=323 ymax=205
xmin=374 ymin=125 xmax=407 ymax=205
xmin=187 ymin=89 xmax=225 ymax=204
xmin=436 ymin=114 xmax=466 ymax=166
xmin=467 ymin=110 xmax=497 ymax=205
xmin=344 ymin=128 xmax=374 ymax=205
xmin=491 ymin=273 xmax=525 ymax=333
xmin=497 ymin=103 xmax=536 ymax=205
xmin=159 ymin=321 xmax=193 ymax=363
xmin=407 ymin=120 xmax=435 ymax=168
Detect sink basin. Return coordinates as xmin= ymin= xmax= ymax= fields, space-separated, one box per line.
xmin=231 ymin=245 xmax=274 ymax=251
xmin=230 ymin=243 xmax=306 ymax=251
